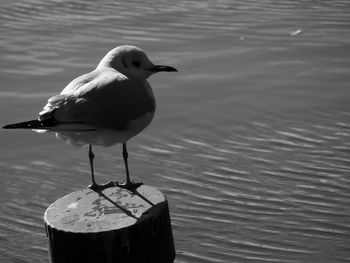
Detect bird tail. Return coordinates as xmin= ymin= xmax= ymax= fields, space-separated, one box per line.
xmin=3 ymin=119 xmax=56 ymax=129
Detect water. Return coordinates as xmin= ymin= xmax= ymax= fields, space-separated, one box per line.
xmin=1 ymin=0 xmax=350 ymax=262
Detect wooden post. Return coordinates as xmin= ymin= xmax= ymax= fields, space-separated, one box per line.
xmin=44 ymin=185 xmax=175 ymax=263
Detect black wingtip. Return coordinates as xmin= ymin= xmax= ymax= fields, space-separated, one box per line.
xmin=3 ymin=118 xmax=60 ymax=129
xmin=2 ymin=119 xmax=45 ymax=129
xmin=3 ymin=124 xmax=13 ymax=129
xmin=3 ymin=123 xmax=27 ymax=129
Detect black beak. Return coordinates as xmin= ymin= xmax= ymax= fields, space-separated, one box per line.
xmin=150 ymin=65 xmax=178 ymax=73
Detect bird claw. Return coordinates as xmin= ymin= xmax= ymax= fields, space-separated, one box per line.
xmin=115 ymin=181 xmax=143 ymax=191
xmin=88 ymin=181 xmax=115 ymax=191
xmin=88 ymin=181 xmax=143 ymax=192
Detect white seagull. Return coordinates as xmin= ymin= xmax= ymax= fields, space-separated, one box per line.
xmin=3 ymin=45 xmax=177 ymax=190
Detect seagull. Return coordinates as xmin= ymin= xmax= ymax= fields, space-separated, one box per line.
xmin=3 ymin=45 xmax=177 ymax=191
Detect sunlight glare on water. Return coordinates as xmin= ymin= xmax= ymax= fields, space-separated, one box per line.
xmin=0 ymin=0 xmax=350 ymax=262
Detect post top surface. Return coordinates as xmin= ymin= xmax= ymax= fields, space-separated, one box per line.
xmin=44 ymin=185 xmax=166 ymax=233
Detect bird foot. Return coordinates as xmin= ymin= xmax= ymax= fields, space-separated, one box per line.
xmin=115 ymin=181 xmax=143 ymax=191
xmin=88 ymin=181 xmax=115 ymax=192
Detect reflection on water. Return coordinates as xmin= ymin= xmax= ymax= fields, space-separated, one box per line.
xmin=1 ymin=0 xmax=350 ymax=263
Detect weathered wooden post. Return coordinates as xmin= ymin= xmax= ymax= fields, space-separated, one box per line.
xmin=44 ymin=185 xmax=175 ymax=263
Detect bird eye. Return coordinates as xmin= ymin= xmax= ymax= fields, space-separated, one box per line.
xmin=132 ymin=61 xmax=141 ymax=67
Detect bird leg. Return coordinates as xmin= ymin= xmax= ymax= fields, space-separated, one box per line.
xmin=88 ymin=145 xmax=114 ymax=191
xmin=117 ymin=143 xmax=143 ymax=190
xmin=89 ymin=145 xmax=97 ymax=187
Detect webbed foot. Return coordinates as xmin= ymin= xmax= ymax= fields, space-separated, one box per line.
xmin=88 ymin=181 xmax=116 ymax=191
xmin=116 ymin=181 xmax=143 ymax=191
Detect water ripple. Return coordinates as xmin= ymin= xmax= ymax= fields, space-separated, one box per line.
xmin=1 ymin=0 xmax=350 ymax=262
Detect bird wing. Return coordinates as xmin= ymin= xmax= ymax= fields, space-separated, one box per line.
xmin=39 ymin=69 xmax=155 ymax=130
xmin=60 ymin=70 xmax=98 ymax=95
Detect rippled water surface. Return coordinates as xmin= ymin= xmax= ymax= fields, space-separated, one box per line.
xmin=1 ymin=0 xmax=350 ymax=262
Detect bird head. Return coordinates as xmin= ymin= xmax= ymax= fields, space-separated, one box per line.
xmin=97 ymin=45 xmax=177 ymax=80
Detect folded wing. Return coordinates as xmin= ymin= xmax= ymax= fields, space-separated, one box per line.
xmin=39 ymin=69 xmax=155 ymax=130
